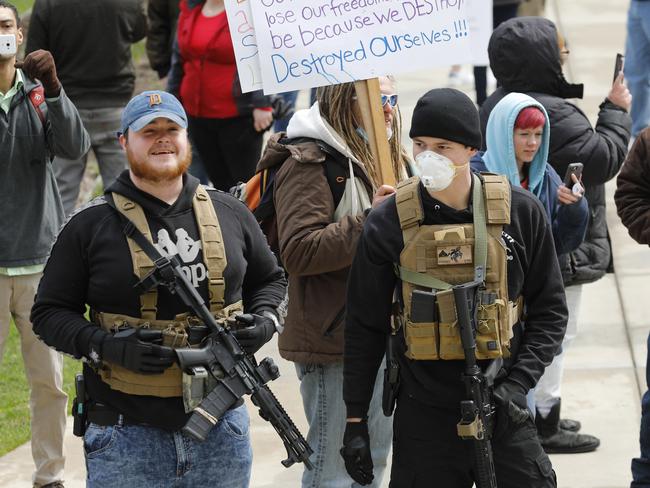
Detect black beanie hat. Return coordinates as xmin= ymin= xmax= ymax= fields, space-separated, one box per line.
xmin=409 ymin=88 xmax=482 ymax=149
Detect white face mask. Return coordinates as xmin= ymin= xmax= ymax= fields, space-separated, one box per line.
xmin=413 ymin=150 xmax=467 ymax=192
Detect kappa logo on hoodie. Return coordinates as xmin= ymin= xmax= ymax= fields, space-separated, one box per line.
xmin=154 ymin=228 xmax=207 ymax=288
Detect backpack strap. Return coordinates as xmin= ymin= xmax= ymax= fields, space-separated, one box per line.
xmin=111 ymin=193 xmax=158 ymax=320
xmin=192 ymin=185 xmax=227 ymax=312
xmin=28 ymin=85 xmax=47 ymax=126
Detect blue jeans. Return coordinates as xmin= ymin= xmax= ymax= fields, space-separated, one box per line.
xmin=632 ymin=333 xmax=650 ymax=487
xmin=296 ymin=361 xmax=392 ymax=488
xmin=625 ymin=0 xmax=650 ymax=136
xmin=84 ymin=405 xmax=252 ymax=487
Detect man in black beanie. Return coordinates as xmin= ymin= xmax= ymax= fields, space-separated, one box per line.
xmin=341 ymin=88 xmax=566 ymax=487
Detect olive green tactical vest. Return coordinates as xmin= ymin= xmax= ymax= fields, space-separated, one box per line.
xmin=395 ymin=174 xmax=523 ymax=361
xmin=96 ymin=185 xmax=241 ymax=397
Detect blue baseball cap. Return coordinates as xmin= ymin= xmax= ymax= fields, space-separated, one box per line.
xmin=119 ymin=90 xmax=187 ymax=136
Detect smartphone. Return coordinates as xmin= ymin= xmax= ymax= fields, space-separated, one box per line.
xmin=0 ymin=34 xmax=16 ymax=57
xmin=613 ymin=53 xmax=625 ymax=83
xmin=564 ymin=162 xmax=584 ymax=187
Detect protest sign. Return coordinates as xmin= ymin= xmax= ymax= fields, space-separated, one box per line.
xmin=467 ymin=0 xmax=492 ymax=65
xmin=249 ymin=0 xmax=475 ymax=94
xmin=225 ymin=0 xmax=263 ymax=93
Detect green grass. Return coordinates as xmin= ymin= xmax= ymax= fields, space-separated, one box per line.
xmin=13 ymin=0 xmax=34 ymax=13
xmin=0 ymin=322 xmax=81 ymax=456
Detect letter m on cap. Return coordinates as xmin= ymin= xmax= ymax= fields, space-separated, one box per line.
xmin=148 ymin=93 xmax=163 ymax=107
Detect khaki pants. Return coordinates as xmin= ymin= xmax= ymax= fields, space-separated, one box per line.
xmin=0 ymin=273 xmax=67 ymax=486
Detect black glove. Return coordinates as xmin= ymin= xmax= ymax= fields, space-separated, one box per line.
xmin=231 ymin=313 xmax=276 ymax=354
xmin=340 ymin=420 xmax=374 ymax=486
xmin=492 ymin=379 xmax=531 ymax=439
xmin=100 ymin=329 xmax=176 ymax=374
xmin=15 ymin=50 xmax=61 ymax=97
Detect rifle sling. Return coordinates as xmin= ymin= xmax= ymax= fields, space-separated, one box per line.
xmin=107 ymin=197 xmax=175 ymax=273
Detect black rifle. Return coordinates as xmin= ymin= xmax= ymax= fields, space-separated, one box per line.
xmin=453 ymin=281 xmax=499 ymax=488
xmin=134 ymin=253 xmax=314 ymax=469
xmin=108 ymin=203 xmax=313 ymax=470
xmin=133 ymin=252 xmax=313 ymax=469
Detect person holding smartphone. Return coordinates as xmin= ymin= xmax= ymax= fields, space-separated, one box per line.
xmin=473 ymin=93 xmax=600 ymax=454
xmin=474 ymin=93 xmax=588 ymax=263
xmin=481 ymin=17 xmax=632 ymax=453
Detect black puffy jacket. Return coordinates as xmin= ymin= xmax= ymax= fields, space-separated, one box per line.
xmin=480 ymin=17 xmax=631 ymax=285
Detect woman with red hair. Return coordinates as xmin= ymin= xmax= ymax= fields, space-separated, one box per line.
xmin=472 ymin=92 xmax=599 ymax=455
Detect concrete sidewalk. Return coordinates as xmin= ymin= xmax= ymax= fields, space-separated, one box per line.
xmin=0 ymin=0 xmax=646 ymax=486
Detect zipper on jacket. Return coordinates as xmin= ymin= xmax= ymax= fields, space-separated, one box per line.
xmin=324 ymin=307 xmax=345 ymax=337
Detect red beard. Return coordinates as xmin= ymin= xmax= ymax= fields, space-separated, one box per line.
xmin=127 ymin=144 xmax=192 ymax=183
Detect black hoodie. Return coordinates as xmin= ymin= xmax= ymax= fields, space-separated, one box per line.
xmin=31 ymin=171 xmax=287 ymax=430
xmin=343 ymin=183 xmax=568 ymax=418
xmin=480 ymin=17 xmax=631 ymax=285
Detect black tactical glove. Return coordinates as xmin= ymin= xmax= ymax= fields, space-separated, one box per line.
xmin=340 ymin=420 xmax=374 ymax=486
xmin=493 ymin=379 xmax=531 ymax=439
xmin=231 ymin=313 xmax=276 ymax=354
xmin=99 ymin=328 xmax=176 ymax=374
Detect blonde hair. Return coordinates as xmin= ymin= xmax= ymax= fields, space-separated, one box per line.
xmin=316 ymin=80 xmax=410 ymax=187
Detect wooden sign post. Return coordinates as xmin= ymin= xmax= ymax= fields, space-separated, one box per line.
xmin=354 ymin=78 xmax=396 ymax=187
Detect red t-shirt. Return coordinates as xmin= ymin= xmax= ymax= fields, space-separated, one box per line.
xmin=179 ymin=10 xmax=238 ymax=118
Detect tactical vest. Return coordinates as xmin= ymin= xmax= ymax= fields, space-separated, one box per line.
xmin=395 ymin=174 xmax=523 ymax=361
xmin=96 ymin=185 xmax=241 ymax=397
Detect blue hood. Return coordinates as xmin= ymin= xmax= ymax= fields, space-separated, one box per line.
xmin=483 ymin=92 xmax=550 ymax=198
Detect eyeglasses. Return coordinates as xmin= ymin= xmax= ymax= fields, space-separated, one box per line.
xmin=381 ymin=94 xmax=398 ymax=108
xmin=351 ymin=94 xmax=399 ymax=107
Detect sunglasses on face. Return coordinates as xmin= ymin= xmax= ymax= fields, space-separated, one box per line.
xmin=381 ymin=94 xmax=398 ymax=108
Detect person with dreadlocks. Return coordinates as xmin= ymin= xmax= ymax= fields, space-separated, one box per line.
xmin=258 ymin=76 xmax=410 ymax=487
